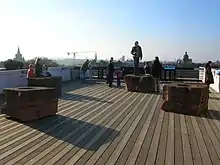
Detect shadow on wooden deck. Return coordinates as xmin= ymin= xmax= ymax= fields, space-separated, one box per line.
xmin=6 ymin=115 xmax=120 ymax=151
xmin=60 ymin=93 xmax=114 ymax=103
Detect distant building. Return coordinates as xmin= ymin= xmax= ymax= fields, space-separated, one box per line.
xmin=94 ymin=52 xmax=97 ymax=61
xmin=14 ymin=47 xmax=25 ymax=62
xmin=121 ymin=55 xmax=125 ymax=62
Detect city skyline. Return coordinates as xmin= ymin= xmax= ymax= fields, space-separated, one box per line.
xmin=0 ymin=0 xmax=219 ymax=62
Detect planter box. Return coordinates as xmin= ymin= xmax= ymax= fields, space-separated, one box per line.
xmin=28 ymin=77 xmax=62 ymax=97
xmin=161 ymin=82 xmax=209 ymax=115
xmin=3 ymin=87 xmax=58 ymax=122
xmin=124 ymin=74 xmax=155 ymax=93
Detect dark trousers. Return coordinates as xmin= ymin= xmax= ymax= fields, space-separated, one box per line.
xmin=108 ymin=73 xmax=113 ymax=87
xmin=133 ymin=57 xmax=139 ymax=75
xmin=35 ymin=72 xmax=42 ymax=77
xmin=106 ymin=75 xmax=109 ymax=84
xmin=117 ymin=78 xmax=121 ymax=87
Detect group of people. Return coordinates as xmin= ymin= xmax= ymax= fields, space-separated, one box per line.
xmin=79 ymin=58 xmax=122 ymax=87
xmin=27 ymin=58 xmax=51 ymax=78
xmin=105 ymin=41 xmax=162 ymax=90
xmin=80 ymin=40 xmax=214 ymax=92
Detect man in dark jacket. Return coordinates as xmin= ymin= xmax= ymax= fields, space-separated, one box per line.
xmin=107 ymin=57 xmax=114 ymax=87
xmin=35 ymin=58 xmax=42 ymax=77
xmin=80 ymin=59 xmax=90 ymax=81
xmin=152 ymin=56 xmax=162 ymax=92
xmin=131 ymin=41 xmax=143 ymax=75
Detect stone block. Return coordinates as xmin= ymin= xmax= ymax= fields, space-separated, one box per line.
xmin=3 ymin=87 xmax=58 ymax=122
xmin=124 ymin=74 xmax=155 ymax=93
xmin=28 ymin=77 xmax=62 ymax=97
xmin=161 ymin=82 xmax=209 ymax=115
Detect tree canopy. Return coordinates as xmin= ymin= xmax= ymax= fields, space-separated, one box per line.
xmin=3 ymin=59 xmax=24 ymax=70
xmin=2 ymin=57 xmax=59 ymax=70
xmin=25 ymin=57 xmax=59 ymax=67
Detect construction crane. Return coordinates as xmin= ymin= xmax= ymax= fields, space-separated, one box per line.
xmin=67 ymin=51 xmax=97 ymax=67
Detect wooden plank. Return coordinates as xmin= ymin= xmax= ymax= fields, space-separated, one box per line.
xmin=57 ymin=85 xmax=105 ymax=105
xmin=154 ymin=111 xmax=169 ymax=165
xmin=42 ymin=92 xmax=139 ymax=165
xmin=134 ymin=96 xmax=161 ymax=165
xmin=20 ymin=91 xmax=135 ymax=165
xmin=165 ymin=112 xmax=174 ymax=165
xmin=26 ymin=92 xmax=140 ymax=165
xmin=204 ymin=110 xmax=220 ymax=154
xmin=0 ymin=85 xmax=114 ymax=137
xmin=0 ymin=85 xmax=108 ymax=136
xmin=47 ymin=93 xmax=144 ymax=164
xmin=0 ymin=84 xmax=102 ymax=122
xmin=185 ymin=116 xmax=203 ymax=165
xmin=24 ymin=90 xmax=129 ymax=165
xmin=77 ymin=94 xmax=154 ymax=165
xmin=0 ymin=87 xmax=127 ymax=163
xmin=0 ymin=86 xmax=118 ymax=151
xmin=118 ymin=97 xmax=161 ymax=165
xmin=103 ymin=95 xmax=160 ymax=165
xmin=74 ymin=94 xmax=150 ymax=165
xmin=205 ymin=96 xmax=220 ymax=159
xmin=180 ymin=114 xmax=193 ymax=165
xmin=64 ymin=94 xmax=153 ymax=165
xmin=196 ymin=115 xmax=220 ymax=164
xmin=208 ymin=98 xmax=220 ymax=133
xmin=145 ymin=105 xmax=164 ymax=165
xmin=190 ymin=116 xmax=212 ymax=165
xmin=2 ymin=84 xmax=219 ymax=165
xmin=0 ymin=87 xmax=126 ymax=164
xmin=174 ymin=113 xmax=184 ymax=165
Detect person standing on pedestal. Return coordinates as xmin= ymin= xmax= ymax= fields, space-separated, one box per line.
xmin=131 ymin=41 xmax=143 ymax=75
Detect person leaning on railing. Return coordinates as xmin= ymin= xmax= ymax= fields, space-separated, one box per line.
xmin=80 ymin=59 xmax=90 ymax=81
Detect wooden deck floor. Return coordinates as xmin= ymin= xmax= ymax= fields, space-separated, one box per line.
xmin=0 ymin=83 xmax=220 ymax=165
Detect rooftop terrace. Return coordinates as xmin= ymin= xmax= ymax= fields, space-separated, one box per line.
xmin=0 ymin=82 xmax=220 ymax=165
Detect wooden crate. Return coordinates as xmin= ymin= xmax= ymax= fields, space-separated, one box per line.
xmin=161 ymin=82 xmax=209 ymax=115
xmin=3 ymin=87 xmax=58 ymax=122
xmin=28 ymin=77 xmax=62 ymax=97
xmin=124 ymin=74 xmax=155 ymax=93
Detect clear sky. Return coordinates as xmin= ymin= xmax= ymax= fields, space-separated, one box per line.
xmin=0 ymin=0 xmax=219 ymax=62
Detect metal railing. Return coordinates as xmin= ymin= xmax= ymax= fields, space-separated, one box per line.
xmin=72 ymin=66 xmax=201 ymax=81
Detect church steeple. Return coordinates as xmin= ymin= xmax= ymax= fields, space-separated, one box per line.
xmin=17 ymin=46 xmax=20 ymax=55
xmin=14 ymin=46 xmax=25 ymax=62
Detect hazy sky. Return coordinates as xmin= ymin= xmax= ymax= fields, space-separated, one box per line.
xmin=0 ymin=0 xmax=219 ymax=62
